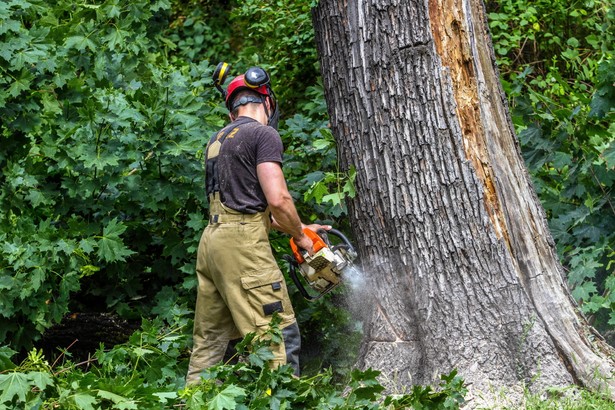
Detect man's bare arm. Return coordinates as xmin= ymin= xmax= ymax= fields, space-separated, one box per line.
xmin=257 ymin=161 xmax=313 ymax=252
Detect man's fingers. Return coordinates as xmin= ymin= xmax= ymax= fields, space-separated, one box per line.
xmin=298 ymin=236 xmax=314 ymax=256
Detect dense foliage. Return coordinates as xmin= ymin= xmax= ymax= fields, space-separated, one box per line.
xmin=0 ymin=0 xmax=612 ymax=408
xmin=487 ymin=0 xmax=614 ymax=333
xmin=0 ymin=0 xmax=217 ymax=350
xmin=0 ymin=316 xmax=468 ymax=409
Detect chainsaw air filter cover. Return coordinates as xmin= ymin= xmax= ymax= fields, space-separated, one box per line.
xmin=300 ymin=247 xmax=342 ymax=293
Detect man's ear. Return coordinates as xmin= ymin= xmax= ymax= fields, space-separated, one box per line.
xmin=229 ymin=112 xmax=235 ymax=121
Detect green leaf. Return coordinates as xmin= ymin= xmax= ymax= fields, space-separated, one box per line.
xmin=322 ymin=193 xmax=342 ymax=206
xmin=97 ymin=237 xmax=134 ymax=262
xmin=64 ymin=35 xmax=97 ymax=52
xmin=552 ymin=151 xmax=571 ymax=168
xmin=27 ymin=371 xmax=53 ymax=390
xmin=572 ymin=281 xmax=597 ymax=302
xmin=312 ymin=139 xmax=332 ymax=150
xmin=590 ymin=94 xmax=614 ymax=118
xmin=602 ymin=141 xmax=615 ymax=169
xmin=350 ymin=368 xmax=382 ymax=385
xmin=0 ymin=346 xmax=17 ymax=371
xmin=0 ymin=19 xmax=20 ymax=35
xmin=186 ymin=212 xmax=206 ymax=231
xmin=0 ymin=372 xmax=30 ymax=403
xmin=207 ymin=385 xmax=246 ymax=410
xmin=153 ymin=391 xmax=178 ymax=403
xmin=79 ymin=238 xmax=96 ymax=254
xmin=248 ymin=345 xmax=275 ymax=368
xmin=583 ymin=295 xmax=606 ymax=314
xmin=104 ymin=28 xmax=130 ymax=50
xmin=98 ymin=389 xmax=129 ymax=404
xmin=133 ymin=347 xmax=154 ymax=357
xmin=304 ymin=181 xmax=329 ymax=203
xmin=7 ymin=70 xmax=32 ymax=97
xmin=97 ymin=219 xmax=135 ymax=262
xmin=0 ymin=275 xmax=13 ymax=290
xmin=73 ymin=393 xmax=97 ymax=410
xmin=353 ymin=384 xmax=385 ymax=401
xmin=566 ymin=37 xmax=580 ymax=47
xmin=116 ymin=400 xmax=139 ymax=409
xmin=568 ymin=257 xmax=602 ymax=286
xmin=343 ymin=166 xmax=356 ymax=197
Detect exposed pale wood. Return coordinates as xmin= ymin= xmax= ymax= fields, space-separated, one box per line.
xmin=312 ymin=0 xmax=614 ymax=402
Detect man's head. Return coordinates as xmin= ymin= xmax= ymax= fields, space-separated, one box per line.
xmin=227 ymin=89 xmax=264 ymax=118
xmin=225 ymin=68 xmax=279 ymax=128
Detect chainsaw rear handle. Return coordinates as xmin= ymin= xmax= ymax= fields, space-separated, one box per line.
xmin=282 ymin=254 xmax=321 ymax=301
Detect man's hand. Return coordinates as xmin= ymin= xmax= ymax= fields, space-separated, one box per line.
xmin=295 ymin=224 xmax=332 ymax=256
xmin=303 ymin=223 xmax=332 ymax=233
xmin=293 ymin=231 xmax=315 ymax=256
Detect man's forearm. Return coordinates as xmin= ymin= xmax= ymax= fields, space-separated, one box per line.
xmin=269 ymin=197 xmax=305 ymax=240
xmin=256 ymin=161 xmax=306 ymax=241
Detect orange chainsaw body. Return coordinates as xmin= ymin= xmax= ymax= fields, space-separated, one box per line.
xmin=290 ymin=228 xmax=327 ymax=264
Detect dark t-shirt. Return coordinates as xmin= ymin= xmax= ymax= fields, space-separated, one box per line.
xmin=205 ymin=116 xmax=283 ymax=213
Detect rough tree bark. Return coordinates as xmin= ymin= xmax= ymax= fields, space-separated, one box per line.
xmin=312 ymin=0 xmax=614 ymax=403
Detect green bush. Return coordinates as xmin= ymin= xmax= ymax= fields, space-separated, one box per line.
xmin=488 ymin=0 xmax=615 ymax=332
xmin=0 ymin=0 xmax=216 ymax=350
xmin=0 ymin=315 xmax=468 ymax=409
xmin=0 ymin=0 xmax=358 ymax=377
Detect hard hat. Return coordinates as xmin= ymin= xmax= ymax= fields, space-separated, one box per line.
xmin=225 ymin=68 xmax=271 ymax=111
xmin=213 ymin=63 xmax=280 ymax=129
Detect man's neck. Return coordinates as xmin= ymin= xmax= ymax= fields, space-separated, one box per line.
xmin=235 ymin=105 xmax=267 ymax=125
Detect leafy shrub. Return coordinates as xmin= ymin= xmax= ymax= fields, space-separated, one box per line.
xmin=0 ymin=316 xmax=188 ymax=409
xmin=229 ymin=0 xmax=321 ymax=110
xmin=487 ymin=0 xmax=615 ymax=332
xmin=0 ymin=315 xmax=468 ymax=409
xmin=0 ymin=0 xmax=217 ymax=350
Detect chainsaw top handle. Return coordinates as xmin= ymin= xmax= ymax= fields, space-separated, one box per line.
xmin=316 ymin=228 xmax=355 ymax=253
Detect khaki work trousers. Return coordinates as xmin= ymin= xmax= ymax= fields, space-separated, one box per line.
xmin=186 ymin=197 xmax=300 ymax=384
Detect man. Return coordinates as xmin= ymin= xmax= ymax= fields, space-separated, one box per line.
xmin=186 ymin=67 xmax=328 ymax=384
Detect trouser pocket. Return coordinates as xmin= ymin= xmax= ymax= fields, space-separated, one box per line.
xmin=240 ymin=269 xmax=295 ymax=327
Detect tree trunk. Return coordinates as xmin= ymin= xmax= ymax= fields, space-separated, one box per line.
xmin=312 ymin=0 xmax=614 ymax=403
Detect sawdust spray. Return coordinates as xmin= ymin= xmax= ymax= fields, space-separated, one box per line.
xmin=339 ymin=264 xmax=374 ymax=333
xmin=342 ymin=265 xmax=367 ymax=292
xmin=339 ymin=256 xmax=394 ymax=335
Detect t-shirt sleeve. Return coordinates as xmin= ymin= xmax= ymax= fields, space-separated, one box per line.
xmin=255 ymin=126 xmax=284 ymax=165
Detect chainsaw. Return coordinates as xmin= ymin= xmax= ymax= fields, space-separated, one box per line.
xmin=283 ymin=228 xmax=358 ymax=301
